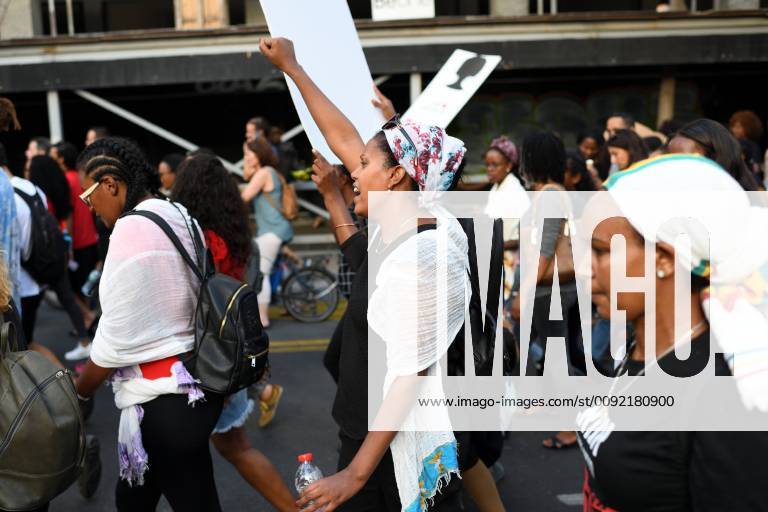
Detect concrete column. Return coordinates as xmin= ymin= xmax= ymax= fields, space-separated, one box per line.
xmin=657 ymin=77 xmax=676 ymax=128
xmin=0 ymin=0 xmax=43 ymax=40
xmin=409 ymin=72 xmax=422 ymax=105
xmin=489 ymin=0 xmax=528 ymax=16
xmin=716 ymin=0 xmax=759 ymax=9
xmin=47 ymin=91 xmax=63 ymax=144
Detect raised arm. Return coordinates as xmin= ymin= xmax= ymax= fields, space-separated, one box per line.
xmin=259 ymin=37 xmax=365 ymax=172
xmin=241 ymin=169 xmax=268 ymax=203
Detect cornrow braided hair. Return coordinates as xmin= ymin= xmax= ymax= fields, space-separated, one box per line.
xmin=77 ymin=137 xmax=162 ymax=212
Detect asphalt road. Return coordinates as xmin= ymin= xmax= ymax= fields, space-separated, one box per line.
xmin=31 ymin=300 xmax=584 ymax=511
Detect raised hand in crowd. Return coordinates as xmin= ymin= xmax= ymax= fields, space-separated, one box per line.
xmin=259 ymin=36 xmax=300 ymax=75
xmin=258 ymin=37 xmax=364 ymax=174
xmin=371 ymin=85 xmax=396 ymax=120
xmin=310 ymin=149 xmax=357 ymax=245
xmin=311 ymin=149 xmax=342 ymax=197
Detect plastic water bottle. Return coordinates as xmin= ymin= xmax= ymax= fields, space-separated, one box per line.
xmin=295 ymin=453 xmax=323 ymax=510
xmin=81 ymin=269 xmax=102 ymax=297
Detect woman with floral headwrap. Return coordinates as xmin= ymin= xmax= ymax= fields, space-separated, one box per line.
xmin=261 ymin=37 xmax=469 ymax=512
xmin=578 ymin=154 xmax=768 ymax=511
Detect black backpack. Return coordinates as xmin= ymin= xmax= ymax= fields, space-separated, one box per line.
xmin=123 ymin=207 xmax=269 ymax=395
xmin=13 ymin=187 xmax=67 ymax=286
xmin=0 ymin=322 xmax=86 ymax=510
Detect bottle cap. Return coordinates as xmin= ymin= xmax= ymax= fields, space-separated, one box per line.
xmin=297 ymin=453 xmax=313 ymax=463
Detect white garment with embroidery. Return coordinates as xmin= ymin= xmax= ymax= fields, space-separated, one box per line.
xmin=368 ymin=217 xmax=470 ymax=511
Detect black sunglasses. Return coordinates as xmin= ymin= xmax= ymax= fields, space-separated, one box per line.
xmin=382 ymin=114 xmax=417 ymax=155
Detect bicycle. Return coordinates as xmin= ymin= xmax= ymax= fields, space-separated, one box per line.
xmin=274 ymin=249 xmax=340 ymax=323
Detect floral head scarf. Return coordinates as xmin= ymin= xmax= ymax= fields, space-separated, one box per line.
xmin=383 ymin=117 xmax=466 ymax=193
xmin=488 ymin=135 xmax=518 ymax=167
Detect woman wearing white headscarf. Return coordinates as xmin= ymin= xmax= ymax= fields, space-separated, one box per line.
xmin=578 ymin=153 xmax=768 ymax=511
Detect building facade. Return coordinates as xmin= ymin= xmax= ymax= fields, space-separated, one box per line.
xmin=0 ymin=0 xmax=765 ymax=172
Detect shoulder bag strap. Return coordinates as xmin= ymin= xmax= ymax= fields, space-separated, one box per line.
xmin=261 ymin=169 xmax=288 ymax=219
xmin=0 ymin=321 xmax=18 ymax=357
xmin=122 ymin=210 xmax=204 ymax=281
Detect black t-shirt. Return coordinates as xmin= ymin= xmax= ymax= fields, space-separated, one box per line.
xmin=329 ymin=224 xmax=442 ymax=439
xmin=330 ymin=230 xmax=370 ymax=440
xmin=578 ymin=331 xmax=768 ymax=511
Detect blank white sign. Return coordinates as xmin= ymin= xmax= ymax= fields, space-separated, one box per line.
xmin=404 ymin=49 xmax=501 ymax=129
xmin=371 ymin=0 xmax=435 ymax=21
xmin=260 ymin=0 xmax=385 ymax=165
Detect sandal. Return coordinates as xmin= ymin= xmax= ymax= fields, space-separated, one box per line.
xmin=258 ymin=384 xmax=283 ymax=428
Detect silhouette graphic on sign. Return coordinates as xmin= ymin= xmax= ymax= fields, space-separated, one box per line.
xmin=447 ymin=54 xmax=487 ymax=90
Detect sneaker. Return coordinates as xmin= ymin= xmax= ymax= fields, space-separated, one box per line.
xmin=78 ymin=435 xmax=102 ymax=499
xmin=65 ymin=343 xmax=92 ymax=361
xmin=258 ymin=384 xmax=283 ymax=428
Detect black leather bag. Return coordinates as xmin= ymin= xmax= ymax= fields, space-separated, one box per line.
xmin=0 ymin=322 xmax=85 ymax=511
xmin=449 ymin=219 xmax=511 ymax=376
xmin=123 ymin=209 xmax=269 ymax=395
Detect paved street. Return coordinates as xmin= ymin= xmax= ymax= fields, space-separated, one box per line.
xmin=33 ymin=300 xmax=584 ymax=511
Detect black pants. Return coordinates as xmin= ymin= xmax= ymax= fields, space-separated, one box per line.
xmin=20 ymin=293 xmax=42 ymax=343
xmin=337 ymin=434 xmax=463 ymax=512
xmin=115 ymin=393 xmax=225 ymax=512
xmin=50 ymin=271 xmax=88 ymax=339
xmin=69 ymin=243 xmax=99 ymax=296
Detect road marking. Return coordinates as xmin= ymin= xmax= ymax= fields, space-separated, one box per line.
xmin=271 ymin=345 xmax=329 ymax=354
xmin=556 ymin=493 xmax=583 ymax=507
xmin=271 ymin=339 xmax=329 ymax=347
xmin=270 ymin=339 xmax=330 ymax=353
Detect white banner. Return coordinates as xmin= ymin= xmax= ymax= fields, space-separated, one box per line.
xmin=260 ymin=0 xmax=385 ymax=164
xmin=371 ymin=0 xmax=435 ymax=21
xmin=404 ymin=49 xmax=501 ymax=129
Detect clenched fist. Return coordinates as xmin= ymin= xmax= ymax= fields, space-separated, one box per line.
xmin=259 ymin=37 xmax=300 ymax=75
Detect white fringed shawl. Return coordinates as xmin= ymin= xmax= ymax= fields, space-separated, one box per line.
xmin=369 ymin=217 xmax=470 ymax=512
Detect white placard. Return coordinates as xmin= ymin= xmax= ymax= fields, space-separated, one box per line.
xmin=260 ymin=0 xmax=385 ymax=165
xmin=371 ymin=0 xmax=435 ymax=21
xmin=404 ymin=49 xmax=501 ymax=129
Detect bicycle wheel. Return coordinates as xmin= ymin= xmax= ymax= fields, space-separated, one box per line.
xmin=281 ymin=267 xmax=340 ymax=323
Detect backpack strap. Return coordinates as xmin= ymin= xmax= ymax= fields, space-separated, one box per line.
xmin=12 ymin=187 xmax=36 ymax=208
xmin=122 ymin=210 xmax=204 ymax=281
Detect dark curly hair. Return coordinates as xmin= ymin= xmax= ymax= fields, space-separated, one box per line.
xmin=0 ymin=97 xmax=20 ymax=132
xmin=76 ymin=137 xmax=162 ymax=212
xmin=171 ymin=155 xmax=252 ymax=268
xmin=28 ymin=155 xmax=72 ymax=221
xmin=729 ymin=110 xmax=764 ymax=143
xmin=521 ymin=131 xmax=567 ymax=185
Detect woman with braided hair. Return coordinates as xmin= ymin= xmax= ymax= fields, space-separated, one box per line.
xmin=74 ymin=137 xmax=225 ymax=511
